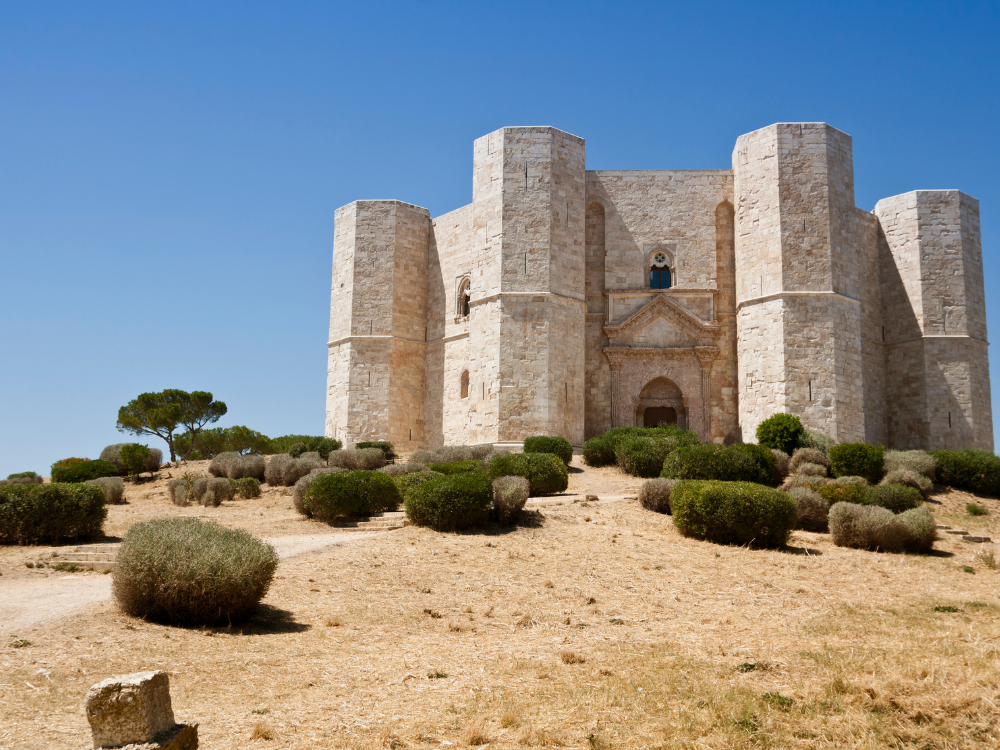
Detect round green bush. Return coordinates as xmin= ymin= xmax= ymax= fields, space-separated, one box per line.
xmin=486 ymin=453 xmax=568 ymax=495
xmin=865 ymin=483 xmax=923 ymax=514
xmin=405 ymin=473 xmax=494 ymax=531
xmin=582 ymin=437 xmax=616 ymax=467
xmin=427 ymin=460 xmax=483 ymax=475
xmin=303 ymin=470 xmax=402 ymax=523
xmin=0 ymin=483 xmax=107 ymax=545
xmin=829 ymin=443 xmax=885 ymax=484
xmin=50 ymin=459 xmax=119 ymax=484
xmin=616 ymin=436 xmax=672 ymax=478
xmin=231 ymin=477 xmax=262 ymax=499
xmin=522 ymin=436 xmax=573 ymax=466
xmin=288 ymin=441 xmax=308 ymax=458
xmin=670 ymin=480 xmax=798 ymax=548
xmin=661 ymin=444 xmax=780 ymax=487
xmin=930 ymin=449 xmax=1000 ymax=496
xmin=120 ymin=444 xmax=152 ymax=478
xmin=394 ymin=470 xmax=445 ymax=495
xmin=355 ymin=440 xmax=397 ymax=460
xmin=113 ymin=518 xmax=278 ymax=626
xmin=756 ymin=413 xmax=805 ymax=455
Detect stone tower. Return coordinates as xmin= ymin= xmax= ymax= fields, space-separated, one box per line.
xmin=874 ymin=190 xmax=993 ymax=449
xmin=467 ymin=127 xmax=586 ymax=445
xmin=733 ymin=123 xmax=868 ymax=443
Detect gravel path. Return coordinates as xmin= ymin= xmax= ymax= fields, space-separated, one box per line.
xmin=0 ymin=531 xmax=377 ymax=637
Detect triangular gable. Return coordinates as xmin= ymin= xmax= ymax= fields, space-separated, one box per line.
xmin=604 ymin=294 xmax=718 ymax=346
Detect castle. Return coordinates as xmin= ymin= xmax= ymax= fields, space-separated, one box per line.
xmin=325 ymin=123 xmax=993 ymax=452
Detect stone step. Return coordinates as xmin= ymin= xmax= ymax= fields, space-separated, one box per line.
xmin=945 ymin=529 xmax=970 ymax=535
xmin=63 ymin=552 xmax=116 ymax=562
xmin=56 ymin=560 xmax=114 ymax=572
xmin=962 ymin=535 xmax=993 ymax=543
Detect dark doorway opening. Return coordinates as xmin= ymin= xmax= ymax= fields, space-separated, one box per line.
xmin=644 ymin=407 xmax=677 ymax=427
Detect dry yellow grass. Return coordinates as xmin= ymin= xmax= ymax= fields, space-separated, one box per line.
xmin=0 ymin=460 xmax=998 ymax=748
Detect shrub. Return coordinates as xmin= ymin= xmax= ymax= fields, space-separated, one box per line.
xmin=486 ymin=453 xmax=568 ymax=495
xmin=50 ymin=459 xmax=119 ymax=484
xmin=897 ymin=506 xmax=937 ymax=552
xmin=100 ymin=444 xmax=161 ymax=475
xmin=0 ymin=483 xmax=107 ymax=545
xmin=639 ymin=478 xmax=677 ymax=514
xmin=3 ymin=474 xmax=42 ymax=485
xmin=326 ymin=448 xmax=386 ymax=471
xmin=411 ymin=444 xmax=499 ymax=465
xmin=230 ymin=477 xmax=261 ymax=499
xmin=380 ymin=463 xmax=428 ymax=478
xmin=113 ymin=518 xmax=278 ymax=626
xmin=120 ymin=444 xmax=152 ymax=479
xmin=789 ymin=448 xmax=830 ymax=474
xmin=428 ymin=460 xmax=483 ymax=475
xmin=405 ymin=473 xmax=493 ymax=531
xmin=756 ymin=413 xmax=805 ymax=455
xmin=394 ymin=470 xmax=445 ymax=496
xmin=304 ymin=471 xmax=402 ymax=523
xmin=929 ymin=449 xmax=1000 ymax=496
xmin=616 ymin=436 xmax=672 ymax=477
xmin=660 ymin=444 xmax=780 ymax=487
xmin=967 ymin=502 xmax=989 ymax=516
xmin=865 ymin=483 xmax=923 ymax=514
xmin=829 ymin=503 xmax=907 ymax=552
xmin=780 ymin=474 xmax=821 ymax=491
xmin=829 ymin=443 xmax=885 ymax=484
xmin=881 ymin=469 xmax=932 ymax=498
xmin=801 ymin=430 xmax=835 ymax=455
xmin=291 ymin=468 xmax=342 ymax=516
xmin=829 ymin=503 xmax=936 ymax=553
xmin=268 ymin=435 xmax=341 ymax=457
xmin=288 ymin=441 xmax=308 ymax=458
xmin=190 ymin=477 xmax=234 ymax=507
xmin=581 ymin=436 xmax=616 ymax=467
xmin=790 ymin=487 xmax=828 ymax=532
xmin=814 ymin=482 xmax=868 ymax=507
xmin=832 ymin=475 xmax=868 ymax=486
xmin=796 ymin=462 xmax=828 ymax=478
xmin=355 ymin=440 xmax=397 ymax=460
xmin=264 ymin=454 xmax=324 ymax=486
xmin=770 ymin=450 xmax=790 ymax=478
xmin=885 ymin=450 xmax=936 ymax=481
xmin=86 ymin=476 xmax=125 ymax=505
xmin=522 ymin=436 xmax=573 ymax=466
xmin=210 ymin=452 xmax=265 ymax=480
xmin=168 ymin=478 xmax=191 ymax=506
xmin=492 ymin=476 xmax=529 ymax=524
xmin=670 ymin=480 xmax=797 ymax=548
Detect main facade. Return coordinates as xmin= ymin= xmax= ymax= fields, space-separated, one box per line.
xmin=326 ymin=123 xmax=993 ymax=451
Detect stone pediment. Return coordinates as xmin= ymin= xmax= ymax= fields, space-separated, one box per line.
xmin=603 ymin=294 xmax=719 ymax=348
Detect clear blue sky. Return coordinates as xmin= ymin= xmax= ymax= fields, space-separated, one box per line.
xmin=2 ymin=1 xmax=999 ymax=476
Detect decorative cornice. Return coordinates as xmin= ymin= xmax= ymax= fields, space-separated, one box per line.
xmin=604 ymin=293 xmax=719 ymax=345
xmin=603 ymin=346 xmax=702 ymax=368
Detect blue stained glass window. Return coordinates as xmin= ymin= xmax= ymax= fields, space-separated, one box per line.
xmin=650 ymin=266 xmax=671 ymax=289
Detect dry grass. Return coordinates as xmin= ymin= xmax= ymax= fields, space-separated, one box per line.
xmin=0 ymin=458 xmax=999 ymax=748
xmin=251 ymin=720 xmax=275 ymax=740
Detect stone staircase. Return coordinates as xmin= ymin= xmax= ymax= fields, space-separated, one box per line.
xmin=60 ymin=544 xmax=119 ymax=572
xmin=335 ymin=511 xmax=409 ymax=532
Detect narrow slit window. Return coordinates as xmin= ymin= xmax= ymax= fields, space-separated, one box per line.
xmin=460 ymin=370 xmax=469 ymax=399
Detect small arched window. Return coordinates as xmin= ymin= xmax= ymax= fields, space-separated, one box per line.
xmin=650 ymin=251 xmax=672 ymax=289
xmin=456 ymin=278 xmax=471 ymax=317
xmin=460 ymin=370 xmax=470 ymax=399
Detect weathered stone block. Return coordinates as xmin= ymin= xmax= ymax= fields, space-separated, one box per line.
xmin=85 ymin=671 xmax=186 ymax=749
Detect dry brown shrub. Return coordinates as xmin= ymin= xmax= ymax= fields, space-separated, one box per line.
xmin=796 ymin=461 xmax=828 ymax=478
xmin=560 ymin=650 xmax=585 ymax=664
xmin=167 ymin=478 xmax=190 ymax=506
xmin=770 ymin=449 xmax=790 ymax=478
xmin=881 ymin=469 xmax=933 ymax=498
xmin=492 ymin=475 xmax=529 ymax=523
xmin=885 ymin=449 xmax=937 ymax=480
xmin=638 ymin=477 xmax=676 ymax=513
xmin=463 ymin=718 xmax=491 ymax=746
xmin=251 ymin=721 xmax=274 ymax=740
xmin=499 ymin=705 xmax=522 ymax=728
xmin=85 ymin=476 xmax=125 ymax=504
xmin=780 ymin=474 xmax=822 ymax=491
xmin=829 ymin=503 xmax=907 ymax=552
xmin=327 ymin=448 xmax=385 ymax=471
xmin=790 ymin=447 xmax=831 ymax=473
xmin=790 ymin=487 xmax=829 ymax=532
xmin=191 ymin=477 xmax=232 ymax=506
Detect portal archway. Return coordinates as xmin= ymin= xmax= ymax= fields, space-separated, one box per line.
xmin=634 ymin=377 xmax=687 ymax=430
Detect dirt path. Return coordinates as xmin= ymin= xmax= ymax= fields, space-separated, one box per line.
xmin=0 ymin=531 xmax=378 ymax=637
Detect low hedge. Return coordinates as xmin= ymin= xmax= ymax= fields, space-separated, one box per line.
xmin=486 ymin=453 xmax=568 ymax=495
xmin=812 ymin=482 xmax=923 ymax=513
xmin=930 ymin=449 xmax=1000 ymax=496
xmin=355 ymin=440 xmax=396 ymax=460
xmin=522 ymin=436 xmax=573 ymax=466
xmin=427 ymin=460 xmax=483 ymax=475
xmin=113 ymin=518 xmax=278 ymax=625
xmin=617 ymin=436 xmax=672 ymax=478
xmin=660 ymin=444 xmax=780 ymax=487
xmin=0 ymin=483 xmax=107 ymax=545
xmin=581 ymin=436 xmax=616 ymax=467
xmin=394 ymin=470 xmax=445 ymax=495
xmin=670 ymin=480 xmax=797 ymax=548
xmin=829 ymin=503 xmax=936 ymax=553
xmin=405 ymin=473 xmax=493 ymax=531
xmin=50 ymin=459 xmax=119 ymax=484
xmin=829 ymin=443 xmax=885 ymax=484
xmin=303 ymin=470 xmax=402 ymax=523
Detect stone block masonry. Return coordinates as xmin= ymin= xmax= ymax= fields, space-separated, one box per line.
xmin=326 ymin=123 xmax=992 ymax=451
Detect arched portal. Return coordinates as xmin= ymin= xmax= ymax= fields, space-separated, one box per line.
xmin=635 ymin=376 xmax=687 ymax=430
